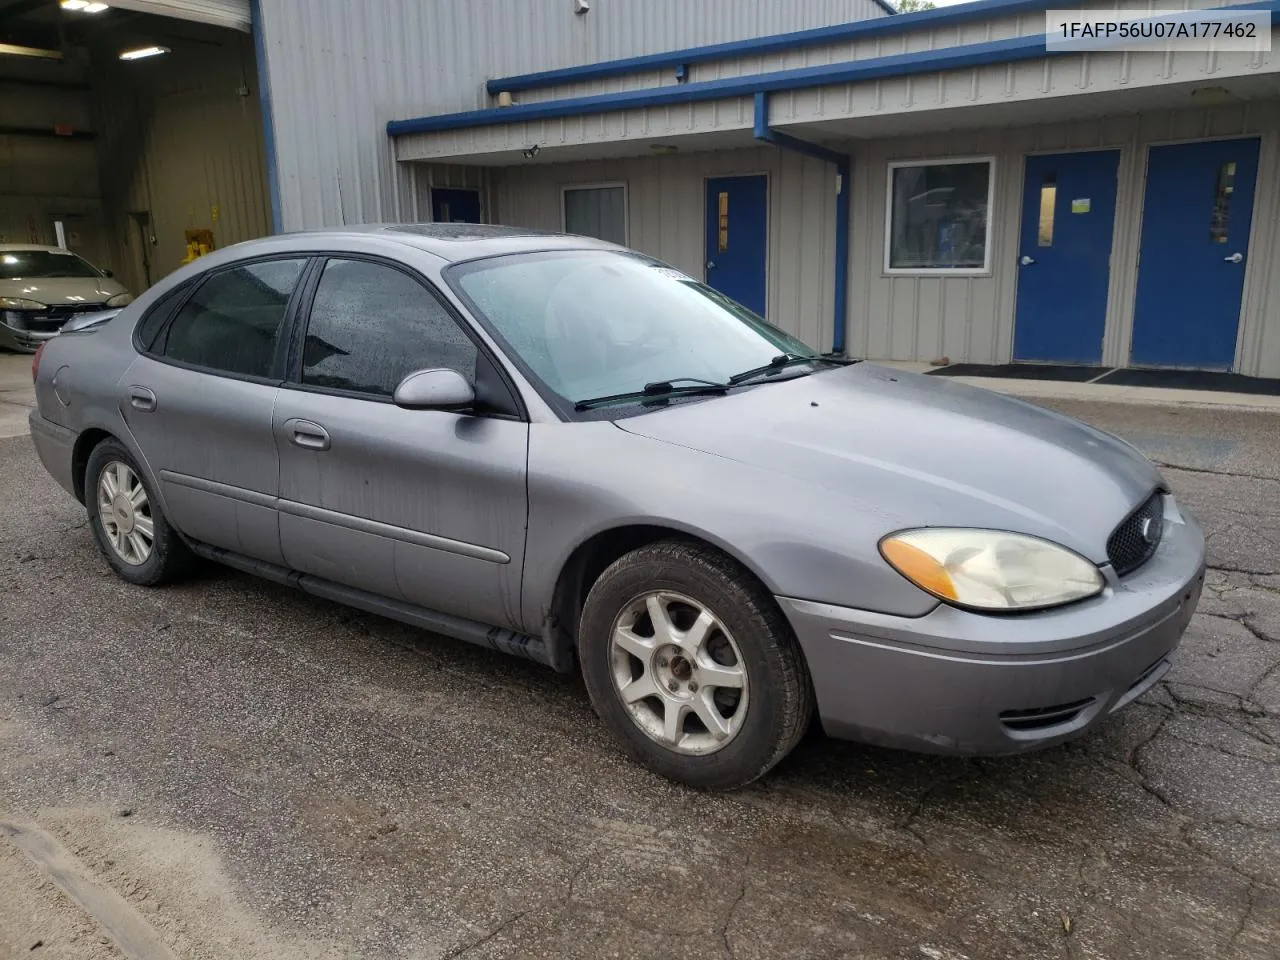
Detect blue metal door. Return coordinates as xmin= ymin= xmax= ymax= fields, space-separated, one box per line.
xmin=431 ymin=188 xmax=482 ymax=224
xmin=705 ymin=175 xmax=767 ymax=316
xmin=1131 ymin=138 xmax=1260 ymax=369
xmin=1012 ymin=150 xmax=1119 ymax=364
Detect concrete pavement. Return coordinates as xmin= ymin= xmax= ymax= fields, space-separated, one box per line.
xmin=0 ymin=352 xmax=35 ymax=440
xmin=1 ymin=390 xmax=1279 ymax=958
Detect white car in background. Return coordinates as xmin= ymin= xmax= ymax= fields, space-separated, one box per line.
xmin=0 ymin=244 xmax=133 ymax=352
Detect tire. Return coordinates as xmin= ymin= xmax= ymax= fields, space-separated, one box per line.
xmin=579 ymin=540 xmax=814 ymax=789
xmin=85 ymin=438 xmax=196 ymax=586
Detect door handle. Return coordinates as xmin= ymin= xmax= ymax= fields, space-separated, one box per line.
xmin=127 ymin=385 xmax=156 ymax=412
xmin=1224 ymin=252 xmax=1244 ymax=264
xmin=706 ymin=260 xmax=716 ymax=270
xmin=285 ymin=418 xmax=330 ymax=451
xmin=1019 ymin=255 xmax=1036 ymax=266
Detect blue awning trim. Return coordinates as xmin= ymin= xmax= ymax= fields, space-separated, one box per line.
xmin=484 ymin=0 xmax=1066 ymax=96
xmin=390 ymin=2 xmax=1280 ymax=139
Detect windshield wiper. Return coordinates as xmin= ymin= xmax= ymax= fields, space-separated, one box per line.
xmin=727 ymin=353 xmax=857 ymax=386
xmin=574 ymin=377 xmax=729 ymax=411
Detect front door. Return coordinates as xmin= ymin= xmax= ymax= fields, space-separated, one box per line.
xmin=1131 ymin=138 xmax=1260 ymax=369
xmin=1013 ymin=150 xmax=1120 ymax=364
xmin=705 ymin=175 xmax=767 ymax=316
xmin=431 ymin=188 xmax=482 ymax=224
xmin=274 ymin=256 xmax=529 ymax=631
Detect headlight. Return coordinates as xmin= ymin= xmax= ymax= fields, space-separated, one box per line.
xmin=0 ymin=297 xmax=44 ymax=311
xmin=879 ymin=528 xmax=1104 ymax=612
xmin=105 ymin=293 xmax=134 ymax=307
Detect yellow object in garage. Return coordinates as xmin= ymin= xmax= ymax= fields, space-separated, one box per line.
xmin=182 ymin=228 xmax=215 ymax=263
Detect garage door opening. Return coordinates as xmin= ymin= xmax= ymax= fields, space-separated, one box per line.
xmin=0 ymin=0 xmax=268 ymax=302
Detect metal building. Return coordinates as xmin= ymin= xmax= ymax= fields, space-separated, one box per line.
xmin=5 ymin=0 xmax=1278 ymax=378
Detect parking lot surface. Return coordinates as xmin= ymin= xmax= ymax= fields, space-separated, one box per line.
xmin=1 ymin=390 xmax=1278 ymax=960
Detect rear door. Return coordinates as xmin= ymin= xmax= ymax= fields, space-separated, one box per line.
xmin=274 ymin=256 xmax=530 ymax=630
xmin=121 ymin=257 xmax=309 ymax=563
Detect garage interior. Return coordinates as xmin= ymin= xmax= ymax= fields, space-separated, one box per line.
xmin=0 ymin=0 xmax=268 ymax=298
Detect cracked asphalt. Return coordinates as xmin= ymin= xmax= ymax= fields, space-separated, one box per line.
xmin=2 ymin=391 xmax=1279 ymax=959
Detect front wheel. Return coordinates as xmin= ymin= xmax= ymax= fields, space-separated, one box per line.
xmin=579 ymin=541 xmax=813 ymax=789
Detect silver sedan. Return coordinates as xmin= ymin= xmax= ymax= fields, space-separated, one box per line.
xmin=28 ymin=225 xmax=1205 ymax=789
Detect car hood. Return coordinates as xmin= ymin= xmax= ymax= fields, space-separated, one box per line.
xmin=613 ymin=363 xmax=1163 ymax=563
xmin=0 ymin=275 xmax=126 ymax=306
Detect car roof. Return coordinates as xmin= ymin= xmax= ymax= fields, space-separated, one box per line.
xmin=0 ymin=243 xmax=75 ymax=253
xmin=263 ymin=223 xmax=624 ymax=263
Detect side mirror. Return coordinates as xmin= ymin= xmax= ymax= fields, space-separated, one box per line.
xmin=102 ymin=268 xmax=114 ymax=278
xmin=393 ymin=368 xmax=475 ymax=411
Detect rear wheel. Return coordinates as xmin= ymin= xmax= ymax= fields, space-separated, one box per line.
xmin=85 ymin=439 xmax=195 ymax=586
xmin=579 ymin=540 xmax=813 ymax=789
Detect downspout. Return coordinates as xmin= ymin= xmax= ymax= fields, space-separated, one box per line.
xmin=752 ymin=91 xmax=850 ymax=356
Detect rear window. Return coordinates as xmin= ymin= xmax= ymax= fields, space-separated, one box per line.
xmin=0 ymin=250 xmax=101 ymax=279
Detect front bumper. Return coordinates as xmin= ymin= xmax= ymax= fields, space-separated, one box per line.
xmin=778 ymin=496 xmax=1205 ymax=755
xmin=0 ymin=321 xmax=57 ymax=352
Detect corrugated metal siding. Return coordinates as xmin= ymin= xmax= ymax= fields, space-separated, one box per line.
xmin=257 ymin=0 xmax=886 ymax=229
xmin=846 ymin=103 xmax=1280 ymax=377
xmin=487 ymin=146 xmax=837 ymax=350
xmin=92 ymin=28 xmax=269 ymax=292
xmin=396 ymin=0 xmax=1276 ymax=165
xmin=499 ymin=0 xmax=1249 ymax=105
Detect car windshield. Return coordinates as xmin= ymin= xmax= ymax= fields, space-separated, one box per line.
xmin=449 ymin=250 xmax=821 ymax=408
xmin=0 ymin=250 xmax=101 ymax=280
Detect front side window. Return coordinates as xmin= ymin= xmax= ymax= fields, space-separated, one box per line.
xmin=450 ymin=250 xmax=818 ymax=412
xmin=0 ymin=249 xmax=102 ymax=279
xmin=563 ymin=184 xmax=628 ymax=245
xmin=162 ymin=258 xmax=306 ymax=378
xmin=300 ymin=258 xmax=477 ymax=397
xmin=886 ymin=159 xmax=994 ymax=273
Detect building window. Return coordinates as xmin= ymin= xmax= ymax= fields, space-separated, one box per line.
xmin=562 ymin=183 xmax=628 ymax=245
xmin=885 ymin=158 xmax=994 ymax=274
xmin=1037 ymin=172 xmax=1057 ymax=247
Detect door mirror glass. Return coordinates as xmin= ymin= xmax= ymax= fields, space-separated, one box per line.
xmin=393 ymin=368 xmax=475 ymax=410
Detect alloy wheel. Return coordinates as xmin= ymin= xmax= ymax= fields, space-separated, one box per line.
xmin=97 ymin=460 xmax=154 ymax=566
xmin=609 ymin=590 xmax=749 ymax=755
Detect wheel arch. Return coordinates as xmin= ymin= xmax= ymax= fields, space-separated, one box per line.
xmin=71 ymin=427 xmax=115 ymax=504
xmin=545 ymin=521 xmax=791 ymax=668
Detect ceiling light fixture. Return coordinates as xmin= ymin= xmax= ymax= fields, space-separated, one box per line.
xmin=119 ymin=45 xmax=169 ymax=60
xmin=62 ymin=1 xmax=109 ymax=11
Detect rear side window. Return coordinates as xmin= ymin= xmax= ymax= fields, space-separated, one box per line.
xmin=300 ymin=258 xmax=477 ymax=396
xmin=135 ymin=280 xmax=193 ymax=351
xmin=163 ymin=259 xmax=307 ymax=378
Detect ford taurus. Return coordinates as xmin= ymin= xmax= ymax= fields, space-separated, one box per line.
xmin=28 ymin=225 xmax=1205 ymax=788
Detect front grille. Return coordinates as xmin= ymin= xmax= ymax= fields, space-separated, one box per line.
xmin=4 ymin=302 xmax=108 ymax=335
xmin=999 ymin=697 xmax=1097 ymax=733
xmin=45 ymin=302 xmax=110 ymax=320
xmin=1106 ymin=491 xmax=1164 ymax=577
